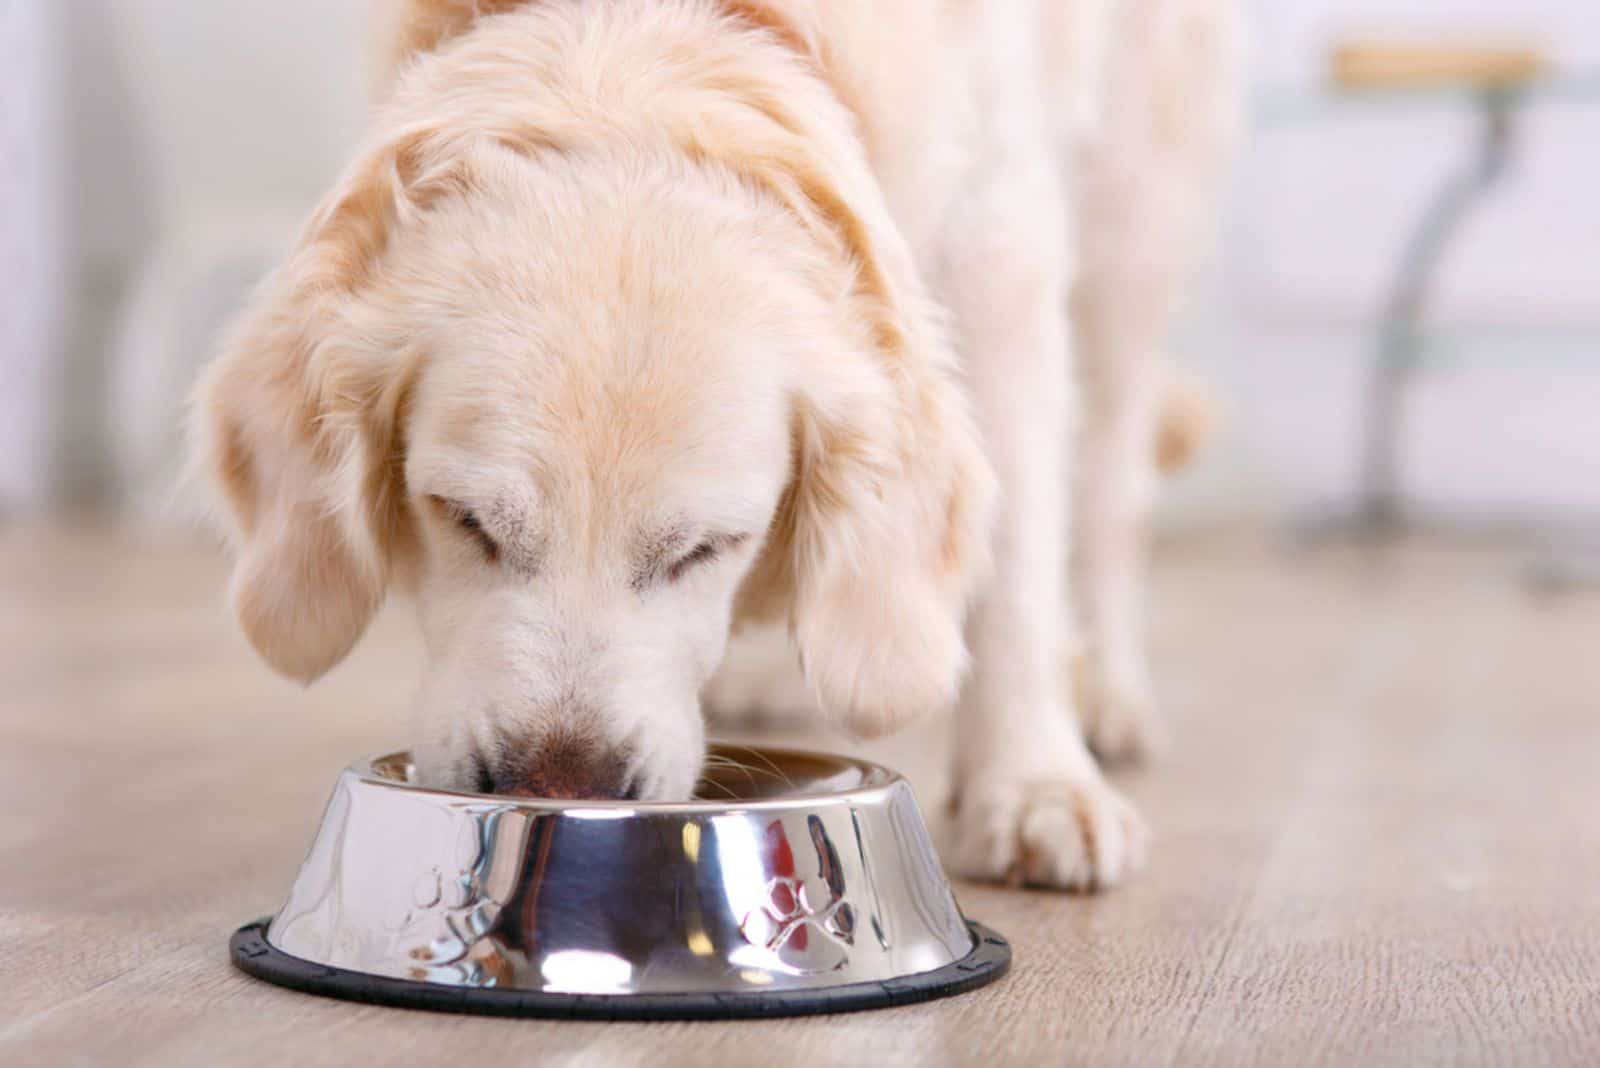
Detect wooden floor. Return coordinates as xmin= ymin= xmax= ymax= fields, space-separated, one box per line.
xmin=3 ymin=520 xmax=1598 ymax=1066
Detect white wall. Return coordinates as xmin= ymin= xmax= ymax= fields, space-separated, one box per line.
xmin=9 ymin=0 xmax=368 ymax=508
xmin=1 ymin=3 xmax=71 ymax=509
xmin=71 ymin=0 xmax=369 ymax=276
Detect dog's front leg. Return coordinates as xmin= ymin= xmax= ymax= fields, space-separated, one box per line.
xmin=1069 ymin=275 xmax=1169 ymax=763
xmin=939 ymin=162 xmax=1146 ymax=891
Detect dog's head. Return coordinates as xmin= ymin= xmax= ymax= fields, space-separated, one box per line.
xmin=194 ymin=33 xmax=993 ymax=799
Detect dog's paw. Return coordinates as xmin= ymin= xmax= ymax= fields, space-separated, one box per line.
xmin=1070 ymin=645 xmax=1165 ymax=764
xmin=702 ymin=624 xmax=817 ymax=726
xmin=945 ymin=771 xmax=1148 ymax=891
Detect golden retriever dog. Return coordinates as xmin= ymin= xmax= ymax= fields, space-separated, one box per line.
xmin=194 ymin=0 xmax=1239 ymax=889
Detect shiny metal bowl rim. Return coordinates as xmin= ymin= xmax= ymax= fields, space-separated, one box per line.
xmin=354 ymin=743 xmax=904 ymax=813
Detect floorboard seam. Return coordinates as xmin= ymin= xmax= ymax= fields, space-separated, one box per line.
xmin=1166 ymin=871 xmax=1263 ymax=1066
xmin=0 ymin=942 xmax=200 ymax=1043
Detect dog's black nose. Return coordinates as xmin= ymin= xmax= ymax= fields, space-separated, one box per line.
xmin=490 ymin=730 xmax=634 ymax=800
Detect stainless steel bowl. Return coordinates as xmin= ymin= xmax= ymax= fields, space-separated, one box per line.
xmin=231 ymin=745 xmax=1009 ymax=1018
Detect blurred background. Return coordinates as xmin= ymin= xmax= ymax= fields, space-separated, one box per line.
xmin=4 ymin=0 xmax=1597 ymax=538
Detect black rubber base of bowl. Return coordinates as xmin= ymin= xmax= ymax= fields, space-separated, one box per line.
xmin=230 ymin=918 xmax=1009 ymax=1020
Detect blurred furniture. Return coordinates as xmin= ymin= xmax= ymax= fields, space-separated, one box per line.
xmin=1336 ymin=41 xmax=1548 ymax=533
xmin=1330 ymin=41 xmax=1546 ymax=91
xmin=1263 ymin=44 xmax=1600 ymax=537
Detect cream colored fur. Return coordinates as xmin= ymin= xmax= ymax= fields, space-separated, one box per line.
xmin=714 ymin=0 xmax=1240 ymax=888
xmin=195 ymin=0 xmax=1238 ymax=889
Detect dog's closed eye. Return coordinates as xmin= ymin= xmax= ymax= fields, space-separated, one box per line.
xmin=635 ymin=531 xmax=749 ymax=590
xmin=428 ymin=495 xmax=500 ymax=562
xmin=667 ymin=538 xmax=723 ymax=583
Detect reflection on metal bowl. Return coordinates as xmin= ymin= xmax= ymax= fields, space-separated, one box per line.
xmin=230 ymin=745 xmax=1010 ymax=1019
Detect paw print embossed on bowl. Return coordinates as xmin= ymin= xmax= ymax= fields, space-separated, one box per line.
xmin=735 ymin=811 xmax=862 ymax=974
xmin=738 ymin=873 xmax=856 ymax=972
xmin=392 ymin=811 xmax=521 ymax=980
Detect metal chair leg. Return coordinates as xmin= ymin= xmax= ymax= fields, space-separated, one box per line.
xmin=1354 ymin=88 xmax=1520 ymax=534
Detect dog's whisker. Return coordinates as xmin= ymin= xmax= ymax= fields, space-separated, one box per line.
xmin=692 ymin=775 xmax=740 ymax=801
xmin=717 ymin=744 xmax=795 ymax=790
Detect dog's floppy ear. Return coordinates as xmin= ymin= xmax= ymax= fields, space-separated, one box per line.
xmin=716 ymin=75 xmax=998 ymax=739
xmin=781 ymin=354 xmax=995 ymax=739
xmin=191 ymin=133 xmax=454 ymax=683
